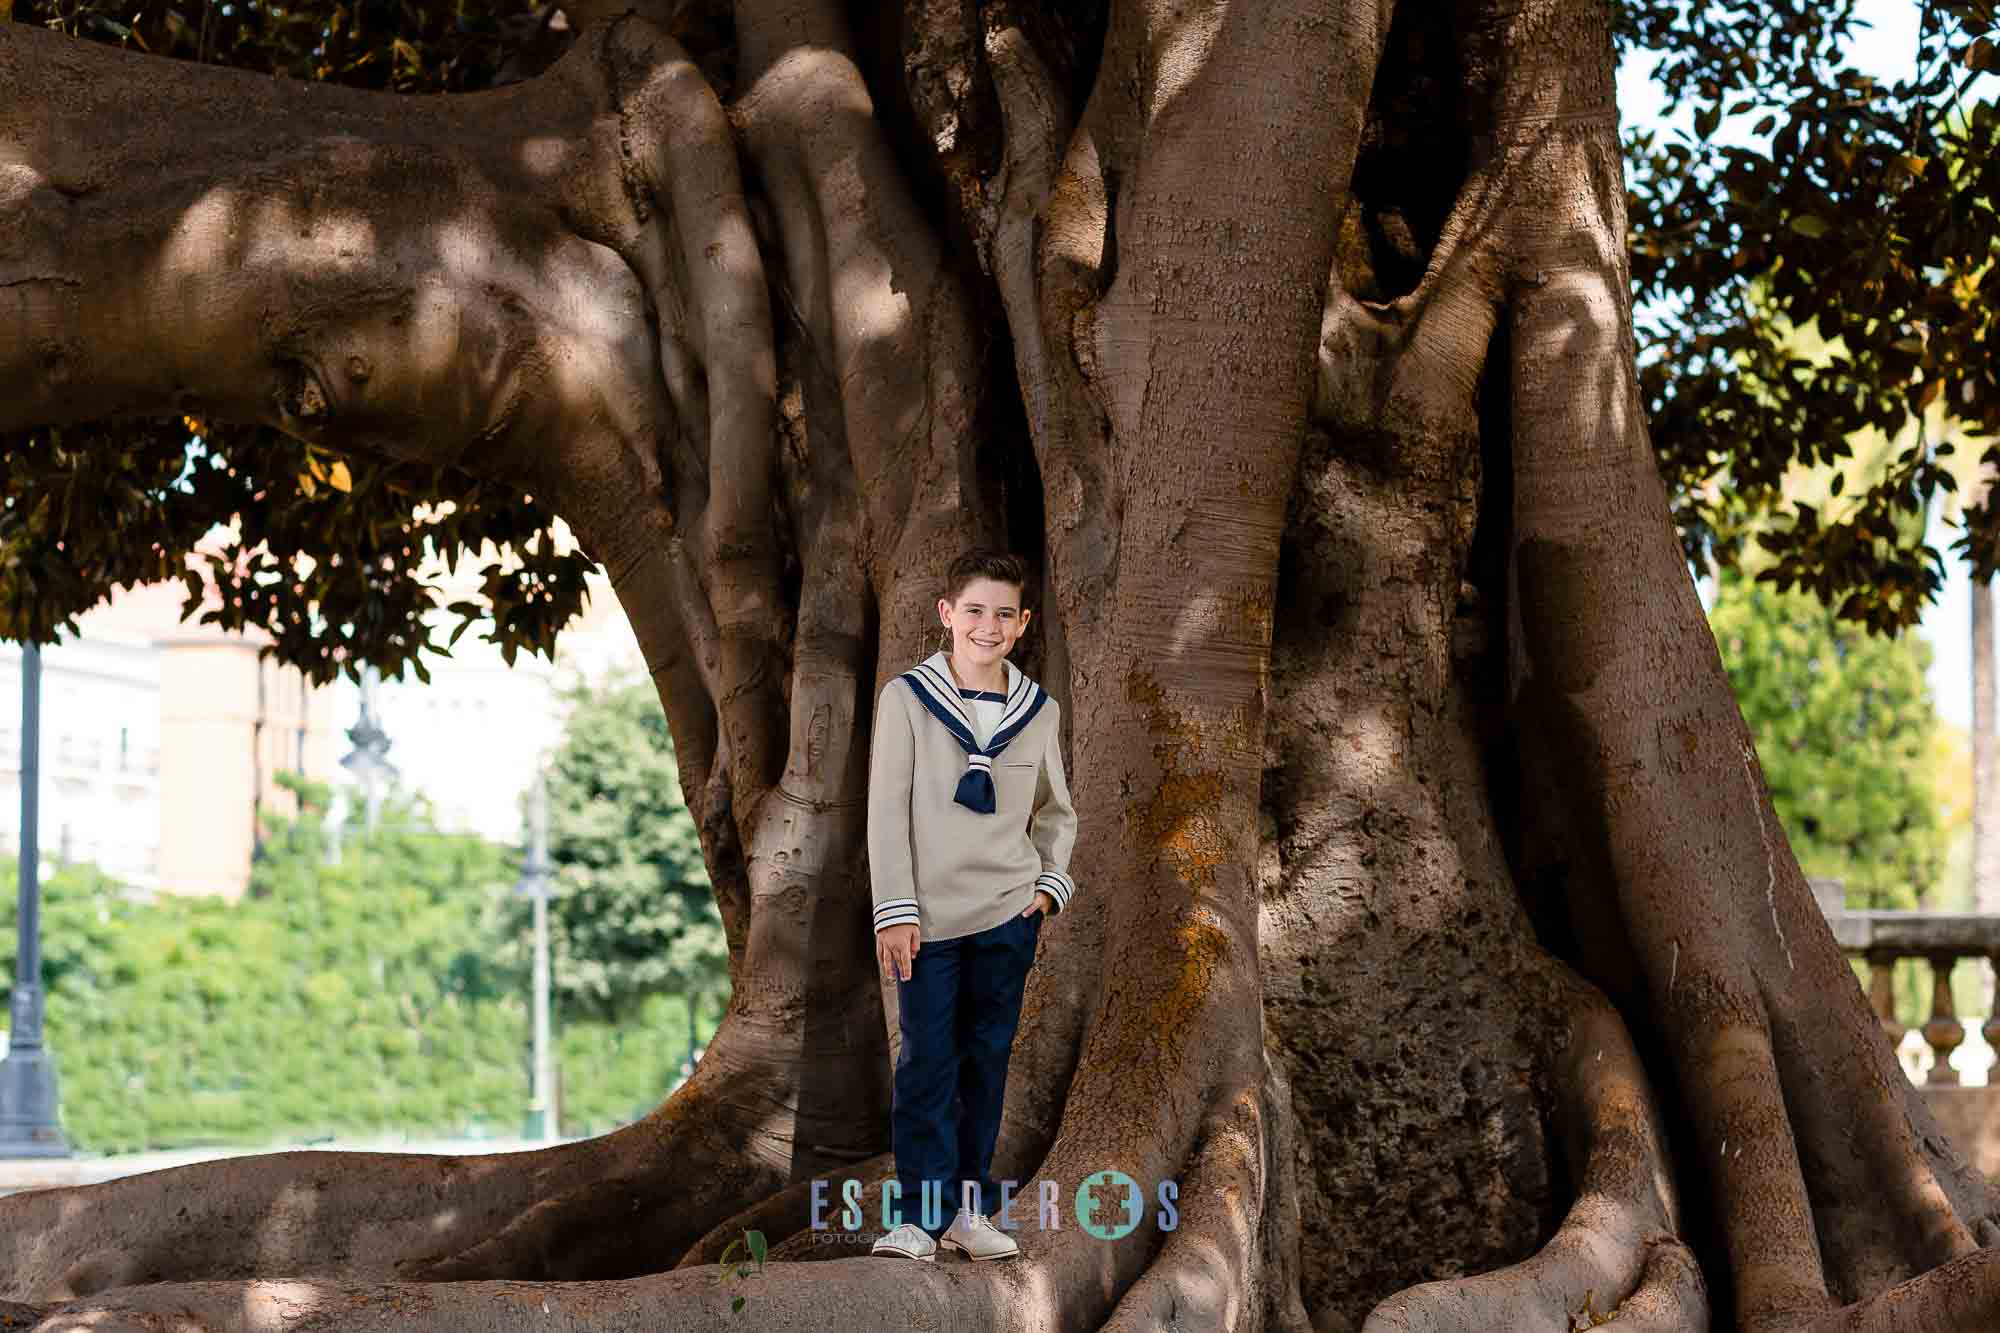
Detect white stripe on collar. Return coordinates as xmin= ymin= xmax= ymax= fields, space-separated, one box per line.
xmin=921 ymin=651 xmax=1014 ymax=703
xmin=909 ymin=653 xmax=975 ymax=733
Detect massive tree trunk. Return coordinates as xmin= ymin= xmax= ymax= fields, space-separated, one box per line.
xmin=3 ymin=1 xmax=1999 ymax=1330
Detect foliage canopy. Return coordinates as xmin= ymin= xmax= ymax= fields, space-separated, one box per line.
xmin=1619 ymin=0 xmax=2000 ymax=630
xmin=1 ymin=0 xmax=1994 ymax=676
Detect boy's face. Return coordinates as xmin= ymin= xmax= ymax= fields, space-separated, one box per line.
xmin=938 ymin=577 xmax=1030 ymax=669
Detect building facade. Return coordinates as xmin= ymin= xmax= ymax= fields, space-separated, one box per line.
xmin=0 ymin=570 xmax=640 ymax=898
xmin=0 ymin=580 xmax=341 ymax=899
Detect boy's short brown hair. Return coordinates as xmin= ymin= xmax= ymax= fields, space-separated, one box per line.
xmin=943 ymin=549 xmax=1032 ymax=609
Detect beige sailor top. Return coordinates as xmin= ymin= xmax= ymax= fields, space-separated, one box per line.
xmin=867 ymin=651 xmax=1078 ymax=943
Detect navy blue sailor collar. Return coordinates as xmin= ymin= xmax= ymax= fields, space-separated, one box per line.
xmin=899 ymin=650 xmax=1048 ymax=814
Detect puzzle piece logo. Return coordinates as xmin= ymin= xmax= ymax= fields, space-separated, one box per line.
xmin=1076 ymin=1169 xmax=1142 ymax=1240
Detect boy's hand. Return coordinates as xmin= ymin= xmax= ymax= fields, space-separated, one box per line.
xmin=1020 ymin=890 xmax=1055 ymax=918
xmin=876 ymin=923 xmax=921 ymax=981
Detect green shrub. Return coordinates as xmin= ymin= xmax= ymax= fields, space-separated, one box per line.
xmin=0 ymin=792 xmax=718 ymax=1152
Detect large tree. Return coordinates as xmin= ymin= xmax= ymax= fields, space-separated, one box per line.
xmin=3 ymin=2 xmax=2000 ymax=1331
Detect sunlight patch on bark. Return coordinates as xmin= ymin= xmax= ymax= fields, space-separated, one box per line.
xmin=159 ymin=186 xmax=252 ymax=276
xmin=1147 ymin=912 xmax=1229 ymax=1046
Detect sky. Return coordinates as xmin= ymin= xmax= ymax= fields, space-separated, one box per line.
xmin=1616 ymin=0 xmax=1986 ymax=729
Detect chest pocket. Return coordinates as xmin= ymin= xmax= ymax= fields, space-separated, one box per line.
xmin=995 ymin=759 xmax=1039 ymax=813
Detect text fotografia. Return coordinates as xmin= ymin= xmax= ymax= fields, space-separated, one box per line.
xmin=809 ymin=1170 xmax=1178 ymax=1241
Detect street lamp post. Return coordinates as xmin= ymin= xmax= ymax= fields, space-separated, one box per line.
xmin=340 ymin=665 xmax=396 ymax=835
xmin=514 ymin=774 xmax=558 ymax=1143
xmin=322 ymin=786 xmax=350 ymax=867
xmin=0 ymin=640 xmax=71 ymax=1156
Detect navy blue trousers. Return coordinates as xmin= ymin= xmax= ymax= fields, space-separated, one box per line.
xmin=890 ymin=907 xmax=1042 ymax=1237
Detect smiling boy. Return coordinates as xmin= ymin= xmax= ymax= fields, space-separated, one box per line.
xmin=867 ymin=549 xmax=1079 ymax=1262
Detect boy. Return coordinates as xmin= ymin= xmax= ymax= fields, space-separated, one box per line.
xmin=867 ymin=549 xmax=1079 ymax=1262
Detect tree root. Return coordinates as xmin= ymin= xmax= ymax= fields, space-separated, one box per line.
xmin=676 ymin=1151 xmax=893 ymax=1267
xmin=0 ymin=1054 xmax=793 ymax=1300
xmin=1362 ymin=974 xmax=1707 ymax=1332
xmin=1795 ymin=1248 xmax=2000 ymax=1333
xmin=19 ymin=1268 xmax=996 ymax=1333
xmin=1100 ymin=1060 xmax=1314 ymax=1333
xmin=9 ymin=1070 xmax=1298 ymax=1333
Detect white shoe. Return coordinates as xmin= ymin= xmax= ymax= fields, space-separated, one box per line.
xmin=871 ymin=1222 xmax=937 ymax=1261
xmin=939 ymin=1207 xmax=1020 ymax=1261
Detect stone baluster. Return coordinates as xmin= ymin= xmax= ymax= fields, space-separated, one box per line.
xmin=1867 ymin=952 xmax=1903 ymax=1052
xmin=1922 ymin=952 xmax=1964 ymax=1087
xmin=1985 ymin=951 xmax=2000 ymax=1065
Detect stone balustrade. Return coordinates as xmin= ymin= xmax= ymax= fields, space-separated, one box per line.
xmin=1816 ymin=879 xmax=2000 ymax=1085
xmin=1814 ymin=880 xmax=2000 ymax=1176
xmin=1827 ymin=910 xmax=2000 ymax=1085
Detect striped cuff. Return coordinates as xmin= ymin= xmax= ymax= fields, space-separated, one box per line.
xmin=873 ymin=898 xmax=920 ymax=932
xmin=1035 ymin=869 xmax=1076 ymax=914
